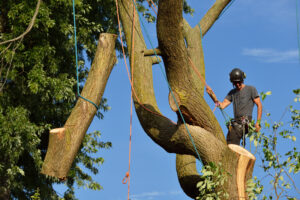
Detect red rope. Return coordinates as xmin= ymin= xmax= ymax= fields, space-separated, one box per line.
xmin=115 ymin=0 xmax=176 ymax=125
xmin=115 ymin=0 xmax=175 ymax=199
xmin=145 ymin=0 xmax=157 ymax=15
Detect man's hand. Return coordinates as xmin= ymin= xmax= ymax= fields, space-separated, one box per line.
xmin=206 ymin=85 xmax=213 ymax=95
xmin=255 ymin=121 xmax=261 ymax=132
xmin=215 ymin=101 xmax=221 ymax=107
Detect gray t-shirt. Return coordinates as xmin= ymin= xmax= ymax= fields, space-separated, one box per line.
xmin=225 ymin=85 xmax=259 ymax=119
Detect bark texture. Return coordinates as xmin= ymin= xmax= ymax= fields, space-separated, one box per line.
xmin=41 ymin=33 xmax=117 ymax=179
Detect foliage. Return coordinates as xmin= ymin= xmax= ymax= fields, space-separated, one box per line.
xmin=30 ymin=188 xmax=41 ymax=200
xmin=246 ymin=176 xmax=263 ymax=200
xmin=0 ymin=0 xmax=114 ymax=199
xmin=134 ymin=0 xmax=193 ymax=23
xmin=246 ymin=89 xmax=300 ymax=199
xmin=196 ymin=162 xmax=229 ymax=200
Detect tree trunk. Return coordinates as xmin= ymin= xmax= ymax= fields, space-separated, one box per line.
xmin=41 ymin=33 xmax=117 ymax=179
xmin=155 ymin=0 xmax=255 ymax=199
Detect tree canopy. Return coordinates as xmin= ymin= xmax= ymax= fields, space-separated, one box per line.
xmin=0 ymin=0 xmax=115 ymax=199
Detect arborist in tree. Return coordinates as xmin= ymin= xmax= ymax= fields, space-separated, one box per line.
xmin=208 ymin=68 xmax=262 ymax=146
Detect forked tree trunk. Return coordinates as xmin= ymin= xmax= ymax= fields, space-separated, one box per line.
xmin=41 ymin=33 xmax=117 ymax=179
xmin=118 ymin=0 xmax=256 ymax=199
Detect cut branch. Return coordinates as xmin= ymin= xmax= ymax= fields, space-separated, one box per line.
xmin=0 ymin=0 xmax=41 ymax=45
xmin=151 ymin=56 xmax=161 ymax=64
xmin=143 ymin=48 xmax=162 ymax=56
xmin=41 ymin=33 xmax=117 ymax=179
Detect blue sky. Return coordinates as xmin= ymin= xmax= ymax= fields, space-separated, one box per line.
xmin=55 ymin=0 xmax=300 ymax=199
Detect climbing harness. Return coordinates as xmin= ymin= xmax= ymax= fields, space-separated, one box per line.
xmin=72 ymin=0 xmax=99 ymax=109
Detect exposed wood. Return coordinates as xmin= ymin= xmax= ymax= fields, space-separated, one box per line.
xmin=228 ymin=144 xmax=256 ymax=200
xmin=41 ymin=33 xmax=117 ymax=179
xmin=168 ymin=91 xmax=180 ymax=112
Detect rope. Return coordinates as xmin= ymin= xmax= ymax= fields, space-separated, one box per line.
xmin=115 ymin=0 xmax=177 ymax=125
xmin=72 ymin=0 xmax=99 ymax=110
xmin=296 ymin=0 xmax=300 ymax=63
xmin=145 ymin=0 xmax=157 ymax=15
xmin=218 ymin=0 xmax=236 ymax=19
xmin=130 ymin=0 xmax=202 ymax=162
xmin=117 ymin=0 xmax=136 ymax=198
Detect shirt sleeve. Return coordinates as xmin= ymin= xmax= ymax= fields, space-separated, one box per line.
xmin=251 ymin=86 xmax=259 ymax=100
xmin=225 ymin=89 xmax=234 ymax=102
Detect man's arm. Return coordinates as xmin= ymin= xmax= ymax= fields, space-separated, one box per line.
xmin=205 ymin=86 xmax=231 ymax=110
xmin=218 ymin=99 xmax=231 ymax=110
xmin=253 ymin=97 xmax=262 ymax=132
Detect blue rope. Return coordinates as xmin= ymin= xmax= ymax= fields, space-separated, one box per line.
xmin=131 ymin=1 xmax=202 ymax=162
xmin=218 ymin=0 xmax=236 ymax=19
xmin=198 ymin=23 xmax=203 ymax=40
xmin=296 ymin=0 xmax=300 ymax=63
xmin=72 ymin=0 xmax=99 ymax=110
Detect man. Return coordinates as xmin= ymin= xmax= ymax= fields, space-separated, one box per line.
xmin=214 ymin=68 xmax=262 ymax=146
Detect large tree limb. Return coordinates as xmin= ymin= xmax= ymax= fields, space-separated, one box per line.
xmin=199 ymin=0 xmax=232 ymax=37
xmin=157 ymin=0 xmax=224 ymax=141
xmin=41 ymin=33 xmax=117 ymax=179
xmin=119 ymin=0 xmax=226 ymax=161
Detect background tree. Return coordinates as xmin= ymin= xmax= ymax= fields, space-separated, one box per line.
xmin=0 ymin=0 xmax=115 ymax=199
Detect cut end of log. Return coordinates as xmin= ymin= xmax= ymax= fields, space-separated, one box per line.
xmin=228 ymin=144 xmax=256 ymax=200
xmin=168 ymin=91 xmax=180 ymax=112
xmin=228 ymin=144 xmax=256 ymax=160
xmin=50 ymin=127 xmax=65 ymax=134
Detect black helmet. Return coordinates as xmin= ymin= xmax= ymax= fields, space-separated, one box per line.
xmin=229 ymin=68 xmax=246 ymax=83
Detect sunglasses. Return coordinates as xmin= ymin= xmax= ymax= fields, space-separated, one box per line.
xmin=233 ymin=81 xmax=242 ymax=85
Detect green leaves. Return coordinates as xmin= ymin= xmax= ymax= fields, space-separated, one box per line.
xmin=0 ymin=0 xmax=114 ymax=199
xmin=246 ymin=89 xmax=300 ymax=199
xmin=260 ymin=91 xmax=272 ymax=101
xmin=246 ymin=177 xmax=263 ymax=200
xmin=196 ymin=162 xmax=229 ymax=200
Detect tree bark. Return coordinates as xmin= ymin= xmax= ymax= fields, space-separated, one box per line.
xmin=41 ymin=33 xmax=117 ymax=179
xmin=155 ymin=0 xmax=255 ymax=199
